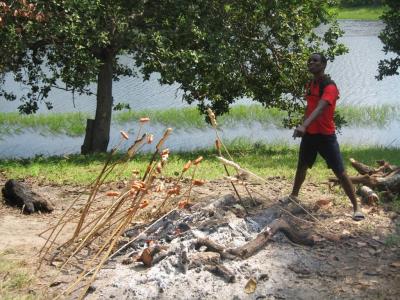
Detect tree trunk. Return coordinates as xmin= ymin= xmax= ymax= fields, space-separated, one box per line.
xmin=81 ymin=52 xmax=114 ymax=154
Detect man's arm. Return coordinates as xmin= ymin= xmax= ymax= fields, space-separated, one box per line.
xmin=293 ymin=99 xmax=329 ymax=138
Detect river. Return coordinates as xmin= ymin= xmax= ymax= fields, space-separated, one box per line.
xmin=1 ymin=20 xmax=399 ymax=158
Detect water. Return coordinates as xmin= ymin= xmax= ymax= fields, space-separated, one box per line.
xmin=0 ymin=20 xmax=399 ymax=158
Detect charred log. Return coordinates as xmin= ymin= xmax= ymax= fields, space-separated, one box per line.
xmin=2 ymin=179 xmax=54 ymax=214
xmin=228 ymin=218 xmax=314 ymax=258
xmin=195 ymin=238 xmax=237 ymax=260
xmin=205 ymin=264 xmax=236 ymax=283
xmin=196 ymin=218 xmax=314 ymax=260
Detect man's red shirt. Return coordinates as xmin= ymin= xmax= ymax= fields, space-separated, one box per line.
xmin=305 ymin=79 xmax=339 ymax=135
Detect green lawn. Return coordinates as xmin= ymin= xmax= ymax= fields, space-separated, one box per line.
xmin=1 ymin=141 xmax=399 ymax=185
xmin=336 ymin=5 xmax=386 ymax=20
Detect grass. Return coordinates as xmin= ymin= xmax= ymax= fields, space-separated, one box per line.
xmin=0 ymin=251 xmax=38 ymax=300
xmin=1 ymin=104 xmax=398 ymax=138
xmin=0 ymin=112 xmax=89 ymax=137
xmin=1 ymin=140 xmax=399 ymax=185
xmin=336 ymin=5 xmax=387 ymax=20
xmin=337 ymin=104 xmax=400 ymax=127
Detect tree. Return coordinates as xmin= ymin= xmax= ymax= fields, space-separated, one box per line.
xmin=1 ymin=0 xmax=346 ymax=154
xmin=377 ymin=0 xmax=400 ymax=80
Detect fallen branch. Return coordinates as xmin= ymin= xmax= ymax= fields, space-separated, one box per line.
xmin=204 ymin=264 xmax=235 ymax=283
xmin=228 ymin=218 xmax=314 ymax=258
xmin=196 ymin=218 xmax=314 ymax=260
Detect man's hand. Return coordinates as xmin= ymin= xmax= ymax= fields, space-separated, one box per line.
xmin=293 ymin=125 xmax=306 ymax=138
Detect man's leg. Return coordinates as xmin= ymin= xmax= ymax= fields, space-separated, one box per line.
xmin=319 ymin=134 xmax=364 ymax=220
xmin=333 ymin=170 xmax=359 ymax=212
xmin=291 ymin=134 xmax=316 ymax=198
xmin=291 ymin=164 xmax=308 ymax=197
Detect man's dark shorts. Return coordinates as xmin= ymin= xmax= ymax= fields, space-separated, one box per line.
xmin=298 ymin=133 xmax=345 ymax=174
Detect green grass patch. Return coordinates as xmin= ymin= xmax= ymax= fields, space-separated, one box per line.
xmin=337 ymin=104 xmax=400 ymax=127
xmin=0 ymin=112 xmax=89 ymax=137
xmin=1 ymin=141 xmax=399 ymax=185
xmin=1 ymin=104 xmax=398 ymax=138
xmin=0 ymin=251 xmax=37 ymax=300
xmin=115 ymin=105 xmax=286 ymax=129
xmin=335 ymin=5 xmax=387 ymax=20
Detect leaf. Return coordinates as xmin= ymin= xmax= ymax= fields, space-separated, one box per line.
xmin=314 ymin=199 xmax=332 ymax=210
xmin=140 ymin=248 xmax=153 ymax=267
xmin=244 ymin=278 xmax=257 ymax=294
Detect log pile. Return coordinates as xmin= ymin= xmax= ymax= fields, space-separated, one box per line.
xmin=330 ymin=158 xmax=400 ymax=203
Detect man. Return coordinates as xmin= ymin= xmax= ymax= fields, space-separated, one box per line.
xmin=288 ymin=53 xmax=364 ymax=221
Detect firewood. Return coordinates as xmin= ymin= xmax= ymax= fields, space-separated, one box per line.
xmin=329 ymin=171 xmax=400 ymax=193
xmin=228 ymin=218 xmax=314 ymax=258
xmin=2 ymin=179 xmax=54 ymax=213
xmin=357 ymin=185 xmax=379 ymax=205
xmin=195 ymin=238 xmax=237 ymax=260
xmin=188 ymin=252 xmax=220 ymax=268
xmin=204 ymin=264 xmax=235 ymax=283
xmin=376 ymin=160 xmax=399 ymax=173
xmin=350 ymin=158 xmax=375 ymax=175
xmin=196 ymin=218 xmax=314 ymax=261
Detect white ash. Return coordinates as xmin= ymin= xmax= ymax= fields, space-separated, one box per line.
xmin=87 ymin=195 xmax=305 ymax=300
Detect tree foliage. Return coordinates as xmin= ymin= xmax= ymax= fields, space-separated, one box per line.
xmin=1 ymin=0 xmax=347 ymax=153
xmin=377 ymin=0 xmax=400 ymax=80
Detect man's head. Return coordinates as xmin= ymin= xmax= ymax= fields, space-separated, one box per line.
xmin=308 ymin=53 xmax=327 ymax=76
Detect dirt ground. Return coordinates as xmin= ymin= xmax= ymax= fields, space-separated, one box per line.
xmin=1 ymin=172 xmax=400 ymax=299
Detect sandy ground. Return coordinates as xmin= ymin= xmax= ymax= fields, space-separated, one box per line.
xmin=1 ymin=173 xmax=400 ymax=299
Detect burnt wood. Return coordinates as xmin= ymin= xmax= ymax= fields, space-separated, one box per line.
xmin=2 ymin=179 xmax=54 ymax=214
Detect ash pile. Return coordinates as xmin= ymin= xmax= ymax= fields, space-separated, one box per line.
xmin=89 ymin=194 xmax=319 ymax=300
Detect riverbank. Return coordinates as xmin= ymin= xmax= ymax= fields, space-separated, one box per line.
xmin=1 ymin=104 xmax=399 ymax=138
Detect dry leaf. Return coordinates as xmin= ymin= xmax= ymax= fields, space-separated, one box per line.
xmin=314 ymin=199 xmax=332 ymax=211
xmin=244 ymin=278 xmax=257 ymax=294
xmin=140 ymin=248 xmax=153 ymax=267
